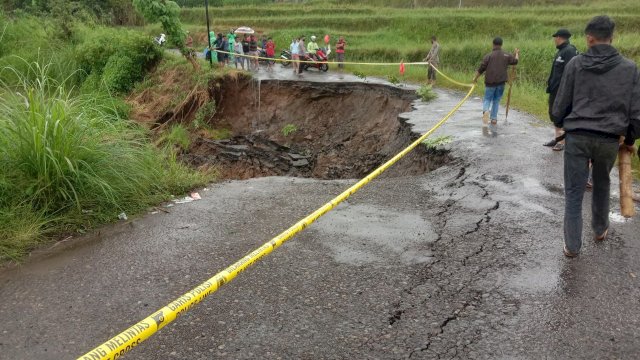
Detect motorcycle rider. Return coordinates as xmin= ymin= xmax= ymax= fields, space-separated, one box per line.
xmin=155 ymin=33 xmax=166 ymax=46
xmin=307 ymin=35 xmax=320 ymax=60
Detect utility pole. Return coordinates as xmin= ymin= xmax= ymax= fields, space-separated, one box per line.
xmin=205 ymin=0 xmax=213 ymax=66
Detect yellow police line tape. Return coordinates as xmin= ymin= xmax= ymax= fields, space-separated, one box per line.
xmin=210 ymin=49 xmax=472 ymax=88
xmin=78 ymin=69 xmax=476 ymax=360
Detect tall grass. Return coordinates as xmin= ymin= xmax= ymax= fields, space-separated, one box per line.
xmin=0 ymin=60 xmax=208 ymax=261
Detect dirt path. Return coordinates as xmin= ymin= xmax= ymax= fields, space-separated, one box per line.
xmin=0 ymin=67 xmax=638 ymax=359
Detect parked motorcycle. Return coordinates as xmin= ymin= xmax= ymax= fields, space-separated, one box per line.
xmin=280 ymin=49 xmax=292 ymax=67
xmin=258 ymin=48 xmax=276 ymax=66
xmin=280 ymin=49 xmax=329 ymax=72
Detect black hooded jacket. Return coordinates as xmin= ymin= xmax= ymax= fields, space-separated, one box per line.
xmin=552 ymin=44 xmax=640 ymax=145
xmin=546 ymin=41 xmax=578 ymax=94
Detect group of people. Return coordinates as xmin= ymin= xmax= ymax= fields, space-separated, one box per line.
xmin=207 ymin=30 xmax=275 ymax=72
xmin=201 ymin=29 xmax=347 ymax=74
xmin=288 ymin=35 xmax=347 ymax=76
xmin=470 ymin=15 xmax=639 ymax=258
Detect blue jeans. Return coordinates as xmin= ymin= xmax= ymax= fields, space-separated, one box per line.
xmin=483 ymin=84 xmax=505 ymax=121
xmin=563 ymin=133 xmax=619 ymax=253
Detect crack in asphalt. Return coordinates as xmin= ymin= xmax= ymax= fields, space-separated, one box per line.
xmin=408 ymin=297 xmax=480 ymax=359
xmin=383 ymin=168 xmax=511 ymax=359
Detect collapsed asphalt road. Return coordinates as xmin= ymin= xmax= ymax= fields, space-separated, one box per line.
xmin=1 ymin=67 xmax=639 ymax=359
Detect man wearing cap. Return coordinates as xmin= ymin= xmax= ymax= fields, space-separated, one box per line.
xmin=472 ymin=37 xmax=520 ymax=136
xmin=552 ymin=15 xmax=640 ymax=258
xmin=544 ymin=28 xmax=579 ymax=151
xmin=423 ymin=35 xmax=440 ymax=86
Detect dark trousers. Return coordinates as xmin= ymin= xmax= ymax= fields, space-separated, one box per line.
xmin=427 ymin=64 xmax=436 ymax=81
xmin=563 ymin=133 xmax=619 ymax=253
xmin=548 ymin=91 xmax=557 ymax=122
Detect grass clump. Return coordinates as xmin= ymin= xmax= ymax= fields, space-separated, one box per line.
xmin=387 ymin=74 xmax=400 ymax=85
xmin=162 ymin=124 xmax=192 ymax=151
xmin=417 ymin=84 xmax=437 ymax=102
xmin=0 ymin=61 xmax=208 ymax=261
xmin=282 ymin=124 xmax=298 ymax=137
xmin=421 ymin=135 xmax=452 ymax=150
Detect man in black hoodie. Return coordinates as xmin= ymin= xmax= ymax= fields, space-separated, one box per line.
xmin=544 ymin=29 xmax=578 ymax=151
xmin=552 ymin=15 xmax=640 ymax=258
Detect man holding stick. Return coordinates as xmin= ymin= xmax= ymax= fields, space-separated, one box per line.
xmin=552 ymin=15 xmax=639 ymax=258
xmin=473 ymin=37 xmax=519 ymax=136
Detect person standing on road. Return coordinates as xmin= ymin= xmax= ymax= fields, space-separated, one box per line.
xmin=472 ymin=37 xmax=520 ymax=136
xmin=227 ymin=30 xmax=236 ymax=65
xmin=544 ymin=28 xmax=579 ymax=151
xmin=298 ymin=36 xmax=307 ymax=74
xmin=248 ymin=35 xmax=259 ymax=71
xmin=242 ymin=35 xmax=250 ymax=70
xmin=222 ymin=35 xmax=229 ymax=66
xmin=552 ymin=15 xmax=640 ymax=258
xmin=336 ymin=36 xmax=346 ymax=71
xmin=214 ymin=33 xmax=225 ymax=67
xmin=423 ymin=35 xmax=440 ymax=86
xmin=265 ymin=37 xmax=276 ymax=72
xmin=290 ymin=38 xmax=301 ymax=75
xmin=234 ymin=38 xmax=245 ymax=70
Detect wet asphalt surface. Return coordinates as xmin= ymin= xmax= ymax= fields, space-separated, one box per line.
xmin=1 ymin=65 xmax=639 ymax=359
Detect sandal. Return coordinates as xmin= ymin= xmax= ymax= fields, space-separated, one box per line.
xmin=552 ymin=143 xmax=565 ymax=151
xmin=563 ymin=245 xmax=579 ymax=258
xmin=543 ymin=139 xmax=557 ymax=147
xmin=595 ymin=228 xmax=608 ymax=242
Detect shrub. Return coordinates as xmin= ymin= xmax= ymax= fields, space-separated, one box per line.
xmin=75 ymin=27 xmax=162 ymax=86
xmin=102 ymin=54 xmax=141 ymax=93
xmin=417 ymin=84 xmax=437 ymax=102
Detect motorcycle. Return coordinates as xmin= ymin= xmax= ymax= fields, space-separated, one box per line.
xmin=280 ymin=49 xmax=329 ymax=72
xmin=280 ymin=49 xmax=292 ymax=67
xmin=302 ymin=48 xmax=330 ymax=72
xmin=258 ymin=48 xmax=276 ymax=66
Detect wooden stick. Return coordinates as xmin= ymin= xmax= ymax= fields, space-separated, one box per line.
xmin=619 ymin=147 xmax=636 ymax=217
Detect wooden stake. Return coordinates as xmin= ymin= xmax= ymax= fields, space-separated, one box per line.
xmin=619 ymin=147 xmax=636 ymax=217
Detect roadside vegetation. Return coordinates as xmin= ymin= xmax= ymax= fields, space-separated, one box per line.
xmin=0 ymin=11 xmax=210 ymax=261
